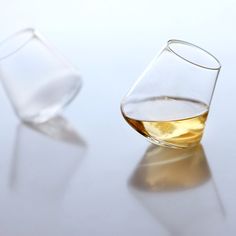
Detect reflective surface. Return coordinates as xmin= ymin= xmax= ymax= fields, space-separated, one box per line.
xmin=0 ymin=99 xmax=232 ymax=236
xmin=0 ymin=0 xmax=236 ymax=235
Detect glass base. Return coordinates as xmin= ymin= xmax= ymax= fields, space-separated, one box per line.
xmin=146 ymin=136 xmax=201 ymax=149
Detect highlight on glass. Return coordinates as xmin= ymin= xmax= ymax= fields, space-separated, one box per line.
xmin=121 ymin=40 xmax=221 ymax=148
xmin=0 ymin=28 xmax=82 ymax=123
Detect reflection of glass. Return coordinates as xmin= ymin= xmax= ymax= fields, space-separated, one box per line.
xmin=0 ymin=28 xmax=82 ymax=123
xmin=129 ymin=145 xmax=225 ymax=235
xmin=10 ymin=116 xmax=87 ymax=197
xmin=130 ymin=144 xmax=210 ymax=191
xmin=121 ymin=40 xmax=221 ymax=148
xmin=0 ymin=116 xmax=87 ymax=235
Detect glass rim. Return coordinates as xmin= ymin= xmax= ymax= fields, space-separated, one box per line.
xmin=167 ymin=39 xmax=221 ymax=70
xmin=0 ymin=28 xmax=36 ymax=61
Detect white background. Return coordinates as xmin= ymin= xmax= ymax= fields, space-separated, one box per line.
xmin=0 ymin=1 xmax=235 ymax=235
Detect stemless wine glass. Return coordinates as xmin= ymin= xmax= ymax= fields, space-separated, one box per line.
xmin=121 ymin=40 xmax=221 ymax=148
xmin=0 ymin=28 xmax=82 ymax=123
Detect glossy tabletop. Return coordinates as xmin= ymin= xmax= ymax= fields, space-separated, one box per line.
xmin=0 ymin=1 xmax=235 ymax=235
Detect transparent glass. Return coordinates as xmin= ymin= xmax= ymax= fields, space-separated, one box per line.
xmin=121 ymin=40 xmax=221 ymax=148
xmin=0 ymin=28 xmax=82 ymax=123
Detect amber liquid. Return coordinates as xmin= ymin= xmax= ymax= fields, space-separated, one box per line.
xmin=121 ymin=96 xmax=209 ymax=148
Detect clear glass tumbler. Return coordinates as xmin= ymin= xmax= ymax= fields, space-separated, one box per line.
xmin=121 ymin=40 xmax=221 ymax=148
xmin=0 ymin=28 xmax=82 ymax=123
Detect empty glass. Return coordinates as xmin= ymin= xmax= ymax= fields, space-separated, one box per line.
xmin=0 ymin=28 xmax=82 ymax=123
xmin=121 ymin=40 xmax=221 ymax=148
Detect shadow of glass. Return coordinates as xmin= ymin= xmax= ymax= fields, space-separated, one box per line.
xmin=130 ymin=144 xmax=210 ymax=192
xmin=9 ymin=116 xmax=87 ymax=198
xmin=128 ymin=144 xmax=225 ymax=236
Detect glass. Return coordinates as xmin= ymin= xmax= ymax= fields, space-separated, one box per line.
xmin=0 ymin=28 xmax=82 ymax=123
xmin=121 ymin=39 xmax=221 ymax=148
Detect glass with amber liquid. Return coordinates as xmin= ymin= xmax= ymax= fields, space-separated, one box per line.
xmin=121 ymin=40 xmax=221 ymax=148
